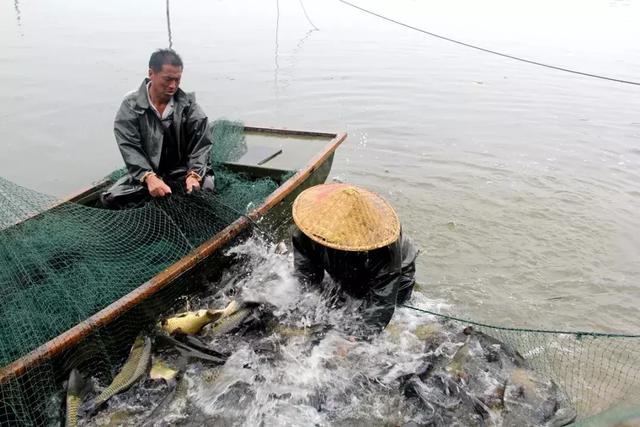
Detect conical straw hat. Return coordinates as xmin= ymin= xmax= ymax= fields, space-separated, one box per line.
xmin=292 ymin=183 xmax=400 ymax=251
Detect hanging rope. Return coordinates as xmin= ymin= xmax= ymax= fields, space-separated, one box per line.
xmin=299 ymin=0 xmax=319 ymax=31
xmin=337 ymin=0 xmax=640 ymax=87
xmin=166 ymin=0 xmax=173 ymax=49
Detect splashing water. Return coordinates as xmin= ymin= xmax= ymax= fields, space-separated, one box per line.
xmin=82 ymin=235 xmax=572 ymax=427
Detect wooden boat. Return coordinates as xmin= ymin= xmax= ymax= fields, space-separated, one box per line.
xmin=0 ymin=125 xmax=346 ymax=394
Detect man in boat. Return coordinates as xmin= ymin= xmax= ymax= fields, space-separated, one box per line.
xmin=101 ymin=49 xmax=214 ymax=209
xmin=291 ymin=183 xmax=418 ymax=333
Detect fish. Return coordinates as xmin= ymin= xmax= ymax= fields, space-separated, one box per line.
xmin=149 ymin=356 xmax=179 ymax=383
xmin=208 ymin=301 xmax=262 ymax=336
xmin=399 ymin=322 xmax=577 ymax=427
xmin=403 ymin=376 xmax=438 ymax=418
xmin=545 ymin=407 xmax=578 ymax=427
xmin=161 ymin=309 xmax=221 ymax=335
xmin=209 ymin=307 xmax=253 ymax=336
xmin=471 ymin=328 xmax=526 ymax=367
xmin=173 ymin=331 xmax=230 ymax=358
xmin=93 ymin=334 xmax=152 ymax=408
xmin=160 ymin=300 xmax=239 ymax=335
xmin=404 ymin=374 xmax=488 ymax=426
xmin=154 ymin=331 xmax=228 ymax=364
xmin=142 ymin=371 xmax=193 ymax=427
xmin=65 ymin=368 xmax=90 ymax=427
xmin=445 ymin=338 xmax=470 ymax=379
xmin=502 ymin=368 xmax=575 ymax=426
xmin=147 ymin=365 xmax=221 ymax=426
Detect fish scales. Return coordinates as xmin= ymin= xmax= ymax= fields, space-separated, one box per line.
xmin=65 ymin=368 xmax=88 ymax=427
xmin=162 ymin=310 xmax=218 ymax=335
xmin=210 ymin=308 xmax=252 ymax=336
xmin=161 ymin=301 xmax=239 ymax=335
xmin=94 ymin=335 xmax=152 ymax=406
xmin=65 ymin=395 xmax=81 ymax=427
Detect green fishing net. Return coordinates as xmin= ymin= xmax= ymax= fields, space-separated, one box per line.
xmin=0 ymin=120 xmax=286 ymax=425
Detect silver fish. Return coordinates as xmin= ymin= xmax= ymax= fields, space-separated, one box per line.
xmin=149 ymin=356 xmax=179 ymax=383
xmin=208 ymin=301 xmax=262 ymax=336
xmin=209 ymin=307 xmax=254 ymax=336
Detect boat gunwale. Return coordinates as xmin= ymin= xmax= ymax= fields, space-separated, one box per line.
xmin=0 ymin=126 xmax=346 ymax=383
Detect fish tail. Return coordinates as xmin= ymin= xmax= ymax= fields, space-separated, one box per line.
xmin=93 ymin=387 xmax=113 ymax=407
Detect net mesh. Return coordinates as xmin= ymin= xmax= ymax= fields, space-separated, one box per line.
xmin=1 ymin=120 xmax=639 ymax=426
xmin=399 ymin=305 xmax=640 ymax=423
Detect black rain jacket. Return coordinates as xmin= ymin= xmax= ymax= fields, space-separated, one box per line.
xmin=292 ymin=225 xmax=418 ymax=332
xmin=110 ymin=78 xmax=213 ymax=195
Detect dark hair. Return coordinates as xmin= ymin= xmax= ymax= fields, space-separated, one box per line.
xmin=148 ymin=49 xmax=183 ymax=72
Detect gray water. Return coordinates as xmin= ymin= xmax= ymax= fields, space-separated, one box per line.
xmin=1 ymin=0 xmax=639 ymax=333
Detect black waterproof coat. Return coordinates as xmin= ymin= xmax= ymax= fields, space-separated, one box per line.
xmin=292 ymin=225 xmax=418 ymax=332
xmin=103 ymin=78 xmax=213 ymax=202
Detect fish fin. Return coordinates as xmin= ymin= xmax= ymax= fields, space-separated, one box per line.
xmin=154 ymin=330 xmax=180 ymax=348
xmin=176 ymin=346 xmax=227 ymax=365
xmin=175 ymin=332 xmax=230 ymax=359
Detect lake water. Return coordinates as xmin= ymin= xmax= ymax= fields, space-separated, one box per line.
xmin=1 ymin=0 xmax=639 ymax=333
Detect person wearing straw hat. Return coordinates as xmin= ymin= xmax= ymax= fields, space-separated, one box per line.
xmin=291 ymin=183 xmax=418 ymax=332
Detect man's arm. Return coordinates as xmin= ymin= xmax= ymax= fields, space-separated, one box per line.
xmin=114 ymin=99 xmax=154 ymax=183
xmin=184 ymin=100 xmax=214 ymax=180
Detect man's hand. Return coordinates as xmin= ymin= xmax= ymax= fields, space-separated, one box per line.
xmin=146 ymin=175 xmax=172 ymax=197
xmin=185 ymin=175 xmax=201 ymax=194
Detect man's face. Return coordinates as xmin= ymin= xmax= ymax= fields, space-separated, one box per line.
xmin=148 ymin=64 xmax=182 ymax=100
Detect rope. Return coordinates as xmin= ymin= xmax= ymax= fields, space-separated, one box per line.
xmin=337 ymin=0 xmax=640 ymax=87
xmin=399 ymin=304 xmax=640 ymax=339
xmin=299 ymin=0 xmax=319 ymax=31
xmin=166 ymin=0 xmax=173 ymax=49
